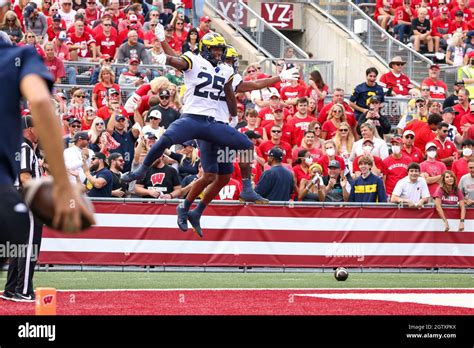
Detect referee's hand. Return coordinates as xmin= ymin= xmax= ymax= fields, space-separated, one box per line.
xmin=52 ymin=183 xmax=95 ymax=232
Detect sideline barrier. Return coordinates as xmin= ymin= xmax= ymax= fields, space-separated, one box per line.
xmin=39 ymin=200 xmax=474 ymax=268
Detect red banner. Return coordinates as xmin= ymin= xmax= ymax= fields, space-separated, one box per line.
xmin=39 ymin=202 xmax=474 ymax=268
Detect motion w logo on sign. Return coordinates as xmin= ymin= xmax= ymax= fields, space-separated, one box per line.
xmin=261 ymin=2 xmax=294 ymax=30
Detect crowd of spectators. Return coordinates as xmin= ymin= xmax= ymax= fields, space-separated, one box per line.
xmin=3 ymin=0 xmax=473 ymax=229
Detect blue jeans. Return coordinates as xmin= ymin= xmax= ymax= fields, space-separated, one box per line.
xmin=66 ymin=66 xmax=77 ymax=85
xmin=393 ymin=24 xmax=411 ymax=43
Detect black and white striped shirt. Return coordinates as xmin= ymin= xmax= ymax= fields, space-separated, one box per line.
xmin=15 ymin=138 xmax=42 ymax=190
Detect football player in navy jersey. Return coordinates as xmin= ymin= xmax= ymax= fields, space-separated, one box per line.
xmin=0 ymin=0 xmax=94 ymax=270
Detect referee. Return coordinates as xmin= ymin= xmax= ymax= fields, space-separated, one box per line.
xmin=2 ymin=116 xmax=43 ymax=301
xmin=0 ymin=1 xmax=94 ymax=273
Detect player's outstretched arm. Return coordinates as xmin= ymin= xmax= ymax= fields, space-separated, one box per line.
xmin=20 ymin=74 xmax=95 ymax=232
xmin=235 ymin=66 xmax=299 ymax=93
xmin=154 ymin=24 xmax=188 ymax=71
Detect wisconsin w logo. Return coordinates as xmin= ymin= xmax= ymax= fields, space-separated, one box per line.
xmin=43 ymin=295 xmax=54 ymax=305
xmin=151 ymin=173 xmax=165 ymax=185
xmin=218 ymin=185 xmax=236 ymax=200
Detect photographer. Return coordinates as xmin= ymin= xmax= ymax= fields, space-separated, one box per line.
xmin=357 ymin=96 xmax=391 ymax=138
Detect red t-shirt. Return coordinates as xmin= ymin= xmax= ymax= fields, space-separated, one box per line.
xmin=93 ymin=83 xmax=121 ymax=109
xmin=258 ymin=106 xmax=290 ymax=127
xmin=96 ymin=105 xmax=128 ymax=121
xmin=382 ymin=154 xmax=413 ymax=195
xmin=280 ymin=85 xmax=306 ymax=115
xmin=94 ymin=32 xmax=119 ymax=57
xmin=421 ymin=78 xmax=447 ymax=99
xmin=448 ymin=19 xmax=469 ymax=34
xmin=92 ymin=24 xmax=118 ymax=38
xmin=172 ymin=30 xmax=188 ymax=51
xmin=66 ymin=32 xmax=96 ymax=58
xmin=452 ymin=157 xmax=469 ymax=183
xmin=53 ymin=41 xmax=70 ymax=61
xmin=431 ymin=17 xmax=450 ymax=37
xmin=287 ymin=115 xmax=318 ymax=147
xmin=215 ymin=178 xmax=242 ymax=200
xmin=432 ymin=138 xmax=458 ymax=169
xmin=405 ymin=120 xmax=436 ymax=152
xmin=292 ymin=164 xmax=310 ymax=186
xmin=84 ymin=8 xmax=101 ymax=27
xmin=321 ymin=120 xmax=340 ymax=140
xmin=292 ymin=147 xmax=323 ymax=164
xmin=317 ymin=155 xmax=346 ymax=176
xmin=460 ymin=113 xmax=474 ymax=133
xmin=433 ymin=187 xmax=464 ymax=205
xmin=46 ymin=24 xmax=66 ymax=41
xmin=392 ymin=6 xmax=411 ymax=26
xmin=81 ymin=118 xmax=94 ymax=131
xmin=450 ymin=7 xmax=472 ymax=22
xmin=401 ymin=146 xmax=424 ymax=163
xmin=258 ymin=140 xmax=293 ymax=163
xmin=263 ymin=122 xmax=292 ymax=144
xmin=136 ymin=95 xmax=152 ymax=116
xmin=452 ymin=103 xmax=469 ymax=131
xmin=305 ymin=85 xmax=329 ymax=112
xmin=420 ymin=159 xmax=447 ymax=196
xmin=118 ymin=28 xmax=145 ymax=45
xmin=44 ymin=57 xmax=65 ymax=82
xmin=143 ymin=30 xmax=156 ymax=44
xmin=317 ymin=102 xmax=355 ymax=125
xmin=379 ymin=71 xmax=412 ymax=96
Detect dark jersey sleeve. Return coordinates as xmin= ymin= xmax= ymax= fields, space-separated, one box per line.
xmin=19 ymin=46 xmax=54 ymax=93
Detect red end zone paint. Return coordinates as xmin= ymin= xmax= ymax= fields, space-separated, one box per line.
xmin=1 ymin=289 xmax=473 ymax=316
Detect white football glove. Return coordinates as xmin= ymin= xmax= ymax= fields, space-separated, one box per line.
xmin=155 ymin=53 xmax=167 ymax=67
xmin=230 ymin=116 xmax=238 ymax=128
xmin=279 ymin=66 xmax=299 ymax=81
xmin=154 ymin=23 xmax=165 ymax=42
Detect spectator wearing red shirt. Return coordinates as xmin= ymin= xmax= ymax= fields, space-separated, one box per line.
xmin=67 ymin=88 xmax=88 ymax=120
xmin=94 ymin=17 xmax=119 ymax=58
xmin=449 ymin=10 xmax=470 ymax=35
xmin=421 ymin=141 xmax=448 ymax=195
xmin=434 ymin=170 xmax=466 ymax=232
xmin=258 ymin=93 xmax=289 ymax=127
xmin=393 ymin=0 xmax=414 ymax=43
xmin=305 ymin=70 xmax=329 ymax=113
xmin=196 ymin=16 xmax=211 ymax=39
xmin=67 ymin=20 xmax=97 ymax=61
xmin=43 ymin=42 xmax=65 ymax=83
xmin=292 ymin=149 xmax=314 ymax=187
xmin=81 ymin=106 xmax=97 ymax=131
xmin=319 ymin=88 xmax=355 ymax=125
xmin=143 ymin=20 xmax=158 ymax=48
xmin=317 ymin=139 xmax=345 ymax=176
xmin=405 ymin=113 xmax=442 ymax=152
xmin=163 ymin=24 xmax=179 ymax=53
xmin=452 ymin=139 xmax=474 ymax=182
xmin=92 ymin=67 xmax=120 ymax=110
xmin=321 ymin=103 xmax=348 ymax=140
xmin=280 ymin=78 xmax=306 ymax=116
xmin=84 ymin=0 xmax=100 ymax=27
xmin=47 ymin=13 xmax=67 ymax=41
xmin=109 ymin=0 xmax=125 ymax=25
xmin=96 ymin=88 xmax=128 ymax=121
xmin=380 ymin=56 xmax=414 ymax=96
xmin=263 ymin=105 xmax=292 ymax=144
xmin=352 ymin=138 xmax=384 ymax=178
xmin=460 ymin=101 xmax=474 ymax=133
xmin=19 ymin=31 xmax=45 ymax=58
xmin=453 ymin=88 xmax=470 ymax=131
xmin=239 ymin=109 xmax=268 ymax=141
xmin=374 ymin=0 xmax=394 ymax=33
xmin=401 ymin=129 xmax=424 ymax=163
xmin=53 ymin=31 xmax=70 ymax=60
xmin=287 ymin=97 xmax=317 ymax=147
xmin=431 ymin=6 xmax=451 ymax=51
xmin=118 ymin=12 xmax=143 ymax=33
xmin=171 ymin=18 xmax=188 ymax=52
xmin=118 ymin=22 xmax=146 ymax=45
xmin=432 ymin=122 xmax=458 ymax=169
xmin=259 ymin=125 xmax=293 ymax=165
xmin=382 ymin=137 xmax=413 ymax=196
xmin=422 ymin=65 xmax=448 ymax=99
xmin=292 ymin=130 xmax=324 ymax=163
xmin=450 ymin=1 xmax=472 ymax=22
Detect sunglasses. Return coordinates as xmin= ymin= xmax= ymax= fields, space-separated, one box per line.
xmin=103 ymin=23 xmax=112 ymax=27
xmin=176 ymin=22 xmax=183 ymax=25
xmin=62 ymin=3 xmax=72 ymax=5
xmin=339 ymin=129 xmax=349 ymax=132
xmin=91 ymin=157 xmax=97 ymax=161
xmin=27 ymin=35 xmax=35 ymax=38
xmin=44 ymin=1 xmax=51 ymax=4
xmin=404 ymin=135 xmax=414 ymax=139
xmin=160 ymin=96 xmax=170 ymax=99
xmin=441 ymin=130 xmax=448 ymax=133
xmin=247 ymin=69 xmax=256 ymax=73
xmin=271 ymin=130 xmax=281 ymax=133
xmin=71 ymin=124 xmax=81 ymax=128
xmin=96 ymin=122 xmax=104 ymax=126
xmin=422 ymin=88 xmax=430 ymax=91
xmin=314 ymin=126 xmax=321 ymax=130
xmin=50 ymin=9 xmax=58 ymax=11
xmin=333 ymin=109 xmax=343 ymax=113
xmin=75 ymin=95 xmax=85 ymax=98
xmin=150 ymin=14 xmax=158 ymax=17
xmin=117 ymin=159 xmax=125 ymax=163
xmin=6 ymin=19 xmax=15 ymax=22
xmin=87 ymin=1 xmax=95 ymax=4
xmin=104 ymin=59 xmax=113 ymax=62
xmin=150 ymin=24 xmax=157 ymax=27
xmin=393 ymin=63 xmax=404 ymax=66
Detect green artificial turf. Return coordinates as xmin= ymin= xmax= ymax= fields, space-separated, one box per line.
xmin=0 ymin=272 xmax=471 ymax=290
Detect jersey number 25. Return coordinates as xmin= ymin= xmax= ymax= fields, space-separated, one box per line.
xmin=194 ymin=72 xmax=226 ymax=101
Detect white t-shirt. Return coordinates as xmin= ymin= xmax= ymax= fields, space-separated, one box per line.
xmin=180 ymin=51 xmax=234 ymax=118
xmin=59 ymin=9 xmax=77 ymax=29
xmin=63 ymin=145 xmax=93 ymax=184
xmin=459 ymin=173 xmax=474 ymax=200
xmin=392 ymin=176 xmax=430 ymax=202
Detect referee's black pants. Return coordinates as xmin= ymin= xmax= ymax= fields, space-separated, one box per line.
xmin=0 ymin=186 xmax=30 ymax=270
xmin=5 ymin=215 xmax=42 ymax=296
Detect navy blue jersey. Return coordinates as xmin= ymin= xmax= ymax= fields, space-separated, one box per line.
xmin=0 ymin=43 xmax=53 ymax=185
xmin=349 ymin=82 xmax=385 ymax=119
xmin=86 ymin=168 xmax=113 ymax=198
xmin=255 ymin=165 xmax=294 ymax=201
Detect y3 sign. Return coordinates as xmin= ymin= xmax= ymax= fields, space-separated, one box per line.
xmin=261 ymin=2 xmax=294 ymax=30
xmin=218 ymin=0 xmax=248 ymax=26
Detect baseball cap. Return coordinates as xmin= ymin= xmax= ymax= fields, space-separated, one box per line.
xmin=328 ymin=160 xmax=340 ymax=169
xmin=455 ymin=10 xmax=464 ymax=16
xmin=129 ymin=58 xmax=139 ymax=65
xmin=68 ymin=118 xmax=81 ymax=125
xmin=430 ymin=64 xmax=440 ymax=70
xmin=237 ymin=103 xmax=245 ymax=110
xmin=245 ymin=130 xmax=261 ymax=139
xmin=267 ymin=147 xmax=283 ymax=161
xmin=73 ymin=131 xmax=89 ymax=142
xmin=52 ymin=13 xmax=61 ymax=21
xmin=468 ymin=51 xmax=474 ymax=59
xmin=145 ymin=132 xmax=157 ymax=139
xmin=21 ymin=115 xmax=34 ymax=129
xmin=416 ymin=97 xmax=425 ymax=102
xmin=269 ymin=91 xmax=281 ymax=99
xmin=58 ymin=31 xmax=67 ymax=41
xmin=390 ymin=137 xmax=403 ymax=144
xmin=115 ymin=114 xmax=126 ymax=121
xmin=369 ymin=95 xmax=381 ymax=103
xmin=108 ymin=88 xmax=119 ymax=96
xmin=129 ymin=14 xmax=138 ymax=22
xmin=403 ymin=130 xmax=415 ymax=137
xmin=149 ymin=109 xmax=162 ymax=119
xmin=440 ymin=6 xmax=449 ymax=14
xmin=442 ymin=107 xmax=459 ymax=114
xmin=182 ymin=140 xmax=197 ymax=148
xmin=362 ymin=138 xmax=374 ymax=145
xmin=454 ymin=80 xmax=465 ymax=85
xmin=425 ymin=142 xmax=437 ymax=151
xmin=200 ymin=16 xmax=211 ymax=23
xmin=159 ymin=89 xmax=171 ymax=98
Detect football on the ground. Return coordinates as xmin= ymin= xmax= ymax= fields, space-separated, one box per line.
xmin=334 ymin=267 xmax=349 ymax=281
xmin=22 ymin=177 xmax=94 ymax=231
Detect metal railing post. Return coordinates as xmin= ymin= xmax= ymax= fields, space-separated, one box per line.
xmin=234 ymin=0 xmax=240 ymax=34
xmin=347 ymin=2 xmax=353 ymax=31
